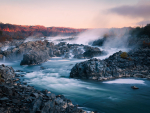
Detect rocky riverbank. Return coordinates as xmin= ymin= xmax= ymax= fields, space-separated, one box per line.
xmin=0 ymin=40 xmax=106 ymax=65
xmin=70 ymin=48 xmax=150 ymax=81
xmin=0 ymin=64 xmax=90 ymax=113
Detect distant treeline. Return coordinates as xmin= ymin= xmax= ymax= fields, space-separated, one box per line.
xmin=0 ymin=23 xmax=86 ymax=42
xmin=0 ymin=23 xmax=150 ymax=43
xmin=130 ymin=24 xmax=150 ymax=38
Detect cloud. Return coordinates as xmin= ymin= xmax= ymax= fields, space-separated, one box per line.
xmin=137 ymin=20 xmax=150 ymax=26
xmin=108 ymin=4 xmax=150 ymax=19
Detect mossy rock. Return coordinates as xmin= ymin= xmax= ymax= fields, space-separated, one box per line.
xmin=120 ymin=52 xmax=128 ymax=59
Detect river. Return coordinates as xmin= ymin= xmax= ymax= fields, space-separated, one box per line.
xmin=1 ymin=52 xmax=150 ymax=113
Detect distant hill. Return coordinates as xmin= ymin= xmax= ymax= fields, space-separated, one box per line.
xmin=0 ymin=23 xmax=87 ymax=41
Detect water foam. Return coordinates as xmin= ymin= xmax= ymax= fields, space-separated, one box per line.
xmin=103 ymin=79 xmax=145 ymax=84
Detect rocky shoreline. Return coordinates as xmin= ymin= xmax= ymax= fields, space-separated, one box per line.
xmin=0 ymin=64 xmax=91 ymax=113
xmin=0 ymin=33 xmax=149 ymax=113
xmin=70 ymin=48 xmax=150 ymax=81
xmin=0 ymin=40 xmax=106 ymax=65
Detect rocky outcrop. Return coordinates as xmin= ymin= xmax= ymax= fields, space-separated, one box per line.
xmin=0 ymin=54 xmax=4 ymax=60
xmin=70 ymin=59 xmax=107 ymax=79
xmin=0 ymin=64 xmax=15 ymax=80
xmin=131 ymin=86 xmax=139 ymax=89
xmin=127 ymin=35 xmax=150 ymax=48
xmin=1 ymin=40 xmax=107 ymax=65
xmin=83 ymin=46 xmax=106 ymax=58
xmin=92 ymin=37 xmax=107 ymax=46
xmin=20 ymin=50 xmax=50 ymax=65
xmin=0 ymin=84 xmax=85 ymax=113
xmin=70 ymin=48 xmax=150 ymax=80
xmin=0 ymin=64 xmax=86 ymax=113
xmin=1 ymin=41 xmax=57 ymax=65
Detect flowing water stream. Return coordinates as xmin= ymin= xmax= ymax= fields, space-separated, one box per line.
xmin=1 ymin=51 xmax=150 ymax=113
xmin=1 ymin=34 xmax=150 ymax=112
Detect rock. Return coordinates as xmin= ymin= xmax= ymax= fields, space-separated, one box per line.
xmin=0 ymin=65 xmax=89 ymax=113
xmin=131 ymin=86 xmax=139 ymax=89
xmin=20 ymin=50 xmax=50 ymax=65
xmin=0 ymin=63 xmax=86 ymax=113
xmin=13 ymin=78 xmax=20 ymax=82
xmin=70 ymin=48 xmax=150 ymax=80
xmin=147 ymin=77 xmax=150 ymax=80
xmin=83 ymin=46 xmax=106 ymax=58
xmin=41 ymin=100 xmax=54 ymax=113
xmin=72 ymin=48 xmax=84 ymax=55
xmin=47 ymin=93 xmax=56 ymax=99
xmin=0 ymin=64 xmax=15 ymax=80
xmin=70 ymin=58 xmax=107 ymax=79
xmin=133 ymin=73 xmax=146 ymax=78
xmin=21 ymin=75 xmax=24 ymax=77
xmin=31 ymin=93 xmax=39 ymax=98
xmin=40 ymin=66 xmax=46 ymax=70
xmin=92 ymin=37 xmax=107 ymax=46
xmin=15 ymin=70 xmax=24 ymax=72
xmin=0 ymin=54 xmax=4 ymax=60
xmin=74 ymin=54 xmax=84 ymax=59
xmin=31 ymin=98 xmax=42 ymax=113
xmin=0 ymin=97 xmax=9 ymax=101
xmin=1 ymin=40 xmax=109 ymax=65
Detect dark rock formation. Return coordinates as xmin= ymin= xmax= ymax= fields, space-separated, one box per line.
xmin=70 ymin=48 xmax=150 ymax=81
xmin=83 ymin=46 xmax=106 ymax=58
xmin=20 ymin=50 xmax=50 ymax=65
xmin=70 ymin=59 xmax=107 ymax=79
xmin=0 ymin=64 xmax=86 ymax=113
xmin=92 ymin=37 xmax=107 ymax=46
xmin=1 ymin=40 xmax=107 ymax=65
xmin=0 ymin=54 xmax=4 ymax=60
xmin=1 ymin=41 xmax=57 ymax=65
xmin=0 ymin=64 xmax=15 ymax=80
xmin=131 ymin=86 xmax=139 ymax=89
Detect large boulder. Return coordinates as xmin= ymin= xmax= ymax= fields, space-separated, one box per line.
xmin=83 ymin=46 xmax=106 ymax=58
xmin=70 ymin=49 xmax=150 ymax=80
xmin=70 ymin=58 xmax=108 ymax=79
xmin=92 ymin=37 xmax=107 ymax=46
xmin=0 ymin=64 xmax=15 ymax=80
xmin=20 ymin=50 xmax=50 ymax=65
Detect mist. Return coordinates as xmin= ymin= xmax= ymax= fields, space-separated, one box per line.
xmin=102 ymin=28 xmax=130 ymax=49
xmin=73 ymin=28 xmax=108 ymax=45
xmin=74 ymin=27 xmax=131 ymax=53
xmin=24 ymin=36 xmax=45 ymax=43
xmin=24 ymin=27 xmax=132 ymax=56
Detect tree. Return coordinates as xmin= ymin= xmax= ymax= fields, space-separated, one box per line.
xmin=0 ymin=30 xmax=2 ymax=36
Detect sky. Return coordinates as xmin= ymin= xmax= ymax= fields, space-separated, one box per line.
xmin=0 ymin=0 xmax=150 ymax=28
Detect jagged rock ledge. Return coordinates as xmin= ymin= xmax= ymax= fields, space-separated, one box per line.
xmin=70 ymin=48 xmax=150 ymax=81
xmin=0 ymin=64 xmax=90 ymax=113
xmin=1 ymin=40 xmax=106 ymax=66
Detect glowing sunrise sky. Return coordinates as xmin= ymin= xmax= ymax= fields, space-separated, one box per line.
xmin=0 ymin=0 xmax=150 ymax=28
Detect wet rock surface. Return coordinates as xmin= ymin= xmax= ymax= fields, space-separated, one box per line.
xmin=131 ymin=86 xmax=139 ymax=89
xmin=83 ymin=46 xmax=106 ymax=58
xmin=20 ymin=50 xmax=50 ymax=65
xmin=0 ymin=64 xmax=15 ymax=80
xmin=70 ymin=48 xmax=150 ymax=80
xmin=1 ymin=40 xmax=106 ymax=65
xmin=0 ymin=64 xmax=87 ymax=113
xmin=92 ymin=37 xmax=107 ymax=47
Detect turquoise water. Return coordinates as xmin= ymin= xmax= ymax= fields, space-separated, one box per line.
xmin=1 ymin=58 xmax=150 ymax=113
